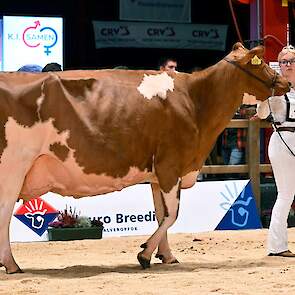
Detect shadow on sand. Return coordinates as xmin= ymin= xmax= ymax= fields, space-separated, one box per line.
xmin=14 ymin=257 xmax=276 ymax=279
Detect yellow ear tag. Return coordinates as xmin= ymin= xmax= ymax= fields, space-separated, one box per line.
xmin=251 ymin=55 xmax=262 ymax=65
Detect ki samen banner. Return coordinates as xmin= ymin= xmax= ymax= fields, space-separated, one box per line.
xmin=2 ymin=16 xmax=63 ymax=71
xmin=92 ymin=21 xmax=228 ymax=51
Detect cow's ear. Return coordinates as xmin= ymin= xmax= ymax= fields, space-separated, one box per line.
xmin=237 ymin=45 xmax=265 ymax=65
xmin=232 ymin=42 xmax=245 ymax=51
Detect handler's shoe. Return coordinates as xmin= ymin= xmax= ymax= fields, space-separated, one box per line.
xmin=268 ymin=250 xmax=295 ymax=257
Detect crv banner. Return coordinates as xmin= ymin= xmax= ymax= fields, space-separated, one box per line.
xmin=92 ymin=21 xmax=228 ymax=51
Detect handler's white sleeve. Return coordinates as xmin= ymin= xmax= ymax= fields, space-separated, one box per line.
xmin=256 ymin=100 xmax=270 ymax=119
xmin=256 ymin=96 xmax=286 ymax=121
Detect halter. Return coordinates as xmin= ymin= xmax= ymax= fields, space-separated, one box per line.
xmin=224 ymin=57 xmax=295 ymax=156
xmin=223 ymin=57 xmax=277 ymax=91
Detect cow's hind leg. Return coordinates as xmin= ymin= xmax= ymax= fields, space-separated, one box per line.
xmin=150 ymin=183 xmax=179 ymax=264
xmin=0 ymin=198 xmax=23 ymax=274
xmin=0 ymin=168 xmax=28 ymax=274
xmin=137 ymin=180 xmax=180 ymax=269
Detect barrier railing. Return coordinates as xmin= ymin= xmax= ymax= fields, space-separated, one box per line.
xmin=200 ymin=119 xmax=272 ymax=213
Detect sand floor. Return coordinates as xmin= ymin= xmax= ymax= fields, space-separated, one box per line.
xmin=2 ymin=228 xmax=295 ymax=295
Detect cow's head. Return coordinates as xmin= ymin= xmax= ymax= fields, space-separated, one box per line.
xmin=227 ymin=42 xmax=290 ymax=102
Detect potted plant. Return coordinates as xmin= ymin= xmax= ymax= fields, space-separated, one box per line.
xmin=47 ymin=206 xmax=104 ymax=241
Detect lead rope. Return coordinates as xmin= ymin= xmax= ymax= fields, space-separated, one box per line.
xmin=267 ymin=88 xmax=295 ymax=157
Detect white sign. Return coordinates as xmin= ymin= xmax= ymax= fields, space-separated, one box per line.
xmin=2 ymin=16 xmax=63 ymax=71
xmin=92 ymin=21 xmax=228 ymax=51
xmin=120 ymin=0 xmax=191 ymax=23
xmin=10 ymin=180 xmax=256 ymax=242
xmin=269 ymin=61 xmax=281 ymax=75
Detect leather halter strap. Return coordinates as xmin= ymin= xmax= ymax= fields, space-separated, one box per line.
xmin=223 ymin=57 xmax=277 ymax=90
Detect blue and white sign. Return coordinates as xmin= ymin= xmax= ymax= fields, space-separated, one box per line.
xmin=10 ymin=180 xmax=261 ymax=242
xmin=2 ymin=16 xmax=63 ymax=71
xmin=215 ymin=181 xmax=261 ymax=230
xmin=93 ymin=21 xmax=228 ymax=51
xmin=120 ymin=0 xmax=191 ymax=23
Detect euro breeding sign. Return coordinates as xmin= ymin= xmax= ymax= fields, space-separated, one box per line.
xmin=2 ymin=16 xmax=63 ymax=71
xmin=10 ymin=180 xmax=261 ymax=242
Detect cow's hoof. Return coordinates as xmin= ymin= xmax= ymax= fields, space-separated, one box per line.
xmin=169 ymin=259 xmax=180 ymax=264
xmin=4 ymin=265 xmax=23 ymax=274
xmin=6 ymin=268 xmax=23 ymax=274
xmin=155 ymin=254 xmax=179 ymax=264
xmin=137 ymin=252 xmax=151 ymax=269
xmin=6 ymin=267 xmax=23 ymax=274
xmin=140 ymin=243 xmax=148 ymax=249
xmin=155 ymin=253 xmax=164 ymax=260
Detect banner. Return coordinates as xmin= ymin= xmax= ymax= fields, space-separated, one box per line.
xmin=92 ymin=21 xmax=228 ymax=51
xmin=2 ymin=16 xmax=63 ymax=71
xmin=120 ymin=0 xmax=191 ymax=23
xmin=10 ymin=180 xmax=261 ymax=242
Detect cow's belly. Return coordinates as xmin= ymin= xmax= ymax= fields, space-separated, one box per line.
xmin=20 ymin=155 xmax=155 ymax=200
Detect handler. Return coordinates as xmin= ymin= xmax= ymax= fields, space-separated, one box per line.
xmin=257 ymin=45 xmax=295 ymax=257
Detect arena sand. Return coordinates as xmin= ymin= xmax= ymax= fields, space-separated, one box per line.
xmin=1 ymin=228 xmax=295 ymax=295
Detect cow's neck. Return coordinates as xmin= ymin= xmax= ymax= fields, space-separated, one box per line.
xmin=188 ymin=60 xmax=246 ymax=168
xmin=191 ymin=60 xmax=244 ymax=134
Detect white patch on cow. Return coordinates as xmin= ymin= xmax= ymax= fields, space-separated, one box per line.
xmin=1 ymin=117 xmax=69 ymax=164
xmin=36 ymin=96 xmax=45 ymax=121
xmin=161 ymin=179 xmax=180 ymax=200
xmin=137 ymin=72 xmax=174 ymax=100
xmin=0 ymin=118 xmax=70 ymax=204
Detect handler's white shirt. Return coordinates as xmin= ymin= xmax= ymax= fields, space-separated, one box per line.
xmin=257 ymin=88 xmax=295 ymax=254
xmin=257 ymin=88 xmax=295 ymax=127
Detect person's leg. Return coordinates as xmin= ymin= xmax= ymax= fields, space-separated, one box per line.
xmin=228 ymin=148 xmax=244 ymax=165
xmin=221 ymin=147 xmax=230 ymax=165
xmin=267 ymin=133 xmax=295 ymax=254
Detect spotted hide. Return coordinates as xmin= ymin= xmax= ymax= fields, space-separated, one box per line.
xmin=0 ymin=42 xmax=289 ymax=273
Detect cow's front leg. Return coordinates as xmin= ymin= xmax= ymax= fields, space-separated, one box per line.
xmin=137 ymin=180 xmax=180 ymax=269
xmin=150 ymin=183 xmax=179 ymax=264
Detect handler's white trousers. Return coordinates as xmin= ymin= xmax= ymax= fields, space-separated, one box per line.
xmin=267 ymin=131 xmax=295 ymax=254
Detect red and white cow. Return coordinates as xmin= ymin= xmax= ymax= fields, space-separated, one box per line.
xmin=0 ymin=42 xmax=289 ymax=273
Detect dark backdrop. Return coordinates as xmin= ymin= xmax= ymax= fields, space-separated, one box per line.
xmin=0 ymin=0 xmax=250 ymax=72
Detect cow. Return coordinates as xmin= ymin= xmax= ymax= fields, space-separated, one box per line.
xmin=0 ymin=42 xmax=289 ymax=274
